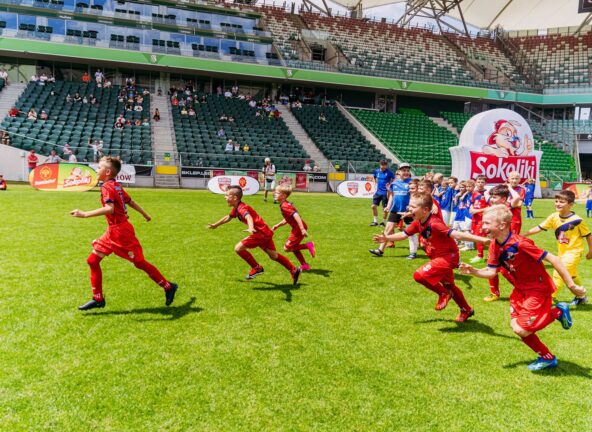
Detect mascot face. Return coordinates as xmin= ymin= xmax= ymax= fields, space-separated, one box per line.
xmin=488 ymin=120 xmax=520 ymax=152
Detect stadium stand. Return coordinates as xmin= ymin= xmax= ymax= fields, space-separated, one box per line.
xmin=2 ymin=81 xmax=152 ymax=163
xmin=440 ymin=111 xmax=472 ymax=133
xmin=172 ymin=95 xmax=310 ymax=170
xmin=508 ymin=33 xmax=592 ymax=87
xmin=259 ymin=5 xmax=301 ymax=61
xmin=290 ymin=105 xmax=386 ymax=171
xmin=350 ymin=109 xmax=456 ymax=169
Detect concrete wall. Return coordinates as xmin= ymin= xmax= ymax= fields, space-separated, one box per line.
xmin=0 ymin=144 xmax=47 ymax=181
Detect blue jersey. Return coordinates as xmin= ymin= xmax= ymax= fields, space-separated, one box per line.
xmin=525 ymin=184 xmax=535 ymax=200
xmin=373 ymin=168 xmax=395 ymax=195
xmin=452 ymin=190 xmax=461 ymax=213
xmin=389 ymin=178 xmax=411 ymax=213
xmin=463 ymin=193 xmax=473 ymax=220
xmin=440 ymin=188 xmax=454 ymax=212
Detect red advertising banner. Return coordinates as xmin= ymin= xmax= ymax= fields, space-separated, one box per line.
xmin=469 ymin=152 xmax=537 ymax=183
xmin=212 ymin=169 xmax=225 ymax=177
xmin=246 ymin=170 xmax=259 ymax=179
xmin=295 ymin=172 xmax=308 ymax=190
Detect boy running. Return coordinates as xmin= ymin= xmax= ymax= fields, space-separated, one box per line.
xmin=208 ymin=185 xmax=301 ymax=284
xmin=271 ymin=185 xmax=316 ymax=271
xmin=374 ymin=192 xmax=481 ymax=322
xmin=469 ymin=175 xmax=489 ymax=263
xmin=71 ymin=156 xmax=178 ymax=310
xmin=524 ymin=190 xmax=591 ymax=305
xmin=507 ymin=171 xmax=526 ymax=234
xmin=523 ymin=178 xmax=535 ymax=218
xmin=460 ymin=204 xmax=586 ymax=371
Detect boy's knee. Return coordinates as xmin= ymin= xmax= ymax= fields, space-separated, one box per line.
xmin=267 ymin=250 xmax=279 ymax=260
xmin=234 ymin=243 xmax=245 ymax=253
xmin=413 ymin=271 xmax=424 ymax=284
xmin=283 ymin=245 xmax=291 ymax=252
xmin=511 ymin=320 xmax=530 ymax=338
xmin=87 ymin=253 xmax=102 ymax=267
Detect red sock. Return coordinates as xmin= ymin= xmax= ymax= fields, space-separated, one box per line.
xmin=489 ymin=274 xmax=500 ymax=296
xmin=274 ymin=253 xmax=296 ymax=272
xmin=446 ymin=283 xmax=471 ymax=311
xmin=521 ymin=333 xmax=554 ymax=360
xmin=237 ymin=249 xmax=259 ymax=268
xmin=293 ymin=250 xmax=307 ymax=266
xmin=87 ymin=253 xmax=103 ymax=301
xmin=476 ymin=242 xmax=484 ymax=258
xmin=134 ymin=260 xmax=171 ymax=290
xmin=413 ymin=272 xmax=448 ymax=295
xmin=538 ymin=307 xmax=562 ymax=329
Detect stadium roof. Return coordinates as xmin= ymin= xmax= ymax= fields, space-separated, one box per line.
xmin=328 ymin=0 xmax=590 ymax=31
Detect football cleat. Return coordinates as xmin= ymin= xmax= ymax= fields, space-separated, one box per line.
xmin=165 ymin=282 xmax=178 ymax=306
xmin=527 ymin=356 xmax=558 ymax=371
xmin=306 ymin=242 xmax=316 ymax=258
xmin=435 ymin=291 xmax=452 ymax=311
xmin=78 ymin=299 xmax=106 ymax=311
xmin=483 ymin=293 xmax=500 ymax=302
xmin=379 ymin=221 xmax=386 ymax=227
xmin=556 ymin=302 xmax=572 ymax=330
xmin=369 ymin=222 xmax=379 ymax=227
xmin=300 ymin=263 xmax=311 ymax=271
xmin=454 ymin=308 xmax=475 ymax=323
xmin=570 ymin=296 xmax=588 ymax=307
xmin=469 ymin=256 xmax=485 ymax=264
xmin=291 ymin=267 xmax=301 ymax=285
xmin=246 ymin=266 xmax=264 ymax=280
xmin=369 ymin=249 xmax=383 ymax=257
xmin=406 ymin=253 xmax=417 ymax=260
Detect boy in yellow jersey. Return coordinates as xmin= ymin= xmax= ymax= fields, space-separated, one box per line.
xmin=524 ymin=190 xmax=592 ymax=306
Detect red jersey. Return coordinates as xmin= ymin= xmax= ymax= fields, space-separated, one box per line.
xmin=433 ymin=199 xmax=443 ymax=220
xmin=230 ymin=202 xmax=273 ymax=237
xmin=280 ymin=201 xmax=307 ymax=232
xmin=404 ymin=215 xmax=459 ymax=259
xmin=509 ymin=185 xmax=525 ymax=224
xmin=101 ymin=179 xmax=131 ymax=226
xmin=27 ymin=154 xmax=38 ymax=168
xmin=471 ymin=189 xmax=488 ymax=223
xmin=487 ymin=233 xmax=554 ymax=295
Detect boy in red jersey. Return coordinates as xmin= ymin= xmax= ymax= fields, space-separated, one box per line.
xmin=208 ymin=185 xmax=301 ymax=284
xmin=507 ymin=171 xmax=526 ymax=234
xmin=374 ymin=192 xmax=482 ymax=322
xmin=460 ymin=205 xmax=586 ymax=371
xmin=271 ymin=185 xmax=316 ymax=271
xmin=469 ymin=175 xmax=489 ymax=263
xmin=0 ymin=174 xmax=6 ymax=190
xmin=483 ymin=184 xmax=523 ymax=302
xmin=71 ymin=156 xmax=178 ymax=310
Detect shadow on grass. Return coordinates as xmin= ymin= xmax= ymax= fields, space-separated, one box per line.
xmin=305 ymin=268 xmax=332 ymax=278
xmin=252 ymin=282 xmax=301 ymax=303
xmin=82 ymin=297 xmax=203 ymax=321
xmin=503 ymin=359 xmax=592 ymax=378
xmin=455 ymin=274 xmax=475 ymax=290
xmin=417 ymin=317 xmax=515 ymax=340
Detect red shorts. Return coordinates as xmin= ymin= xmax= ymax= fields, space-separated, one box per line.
xmin=92 ymin=221 xmax=145 ymax=263
xmin=285 ymin=230 xmax=304 ymax=250
xmin=509 ymin=289 xmax=553 ymax=332
xmin=241 ymin=232 xmax=276 ymax=251
xmin=470 ymin=220 xmax=483 ymax=236
xmin=511 ymin=220 xmax=521 ymax=235
xmin=415 ymin=255 xmax=459 ymax=286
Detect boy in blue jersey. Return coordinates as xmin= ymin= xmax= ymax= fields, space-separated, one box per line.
xmin=370 ymin=160 xmax=395 ymax=226
xmin=370 ymin=163 xmax=412 ymax=257
xmin=440 ymin=177 xmax=456 ymax=226
xmin=523 ymin=178 xmax=536 ymax=218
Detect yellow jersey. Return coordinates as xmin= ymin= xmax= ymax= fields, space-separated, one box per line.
xmin=539 ymin=212 xmax=591 ymax=256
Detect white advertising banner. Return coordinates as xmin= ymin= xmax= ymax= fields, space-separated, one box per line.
xmin=449 ymin=108 xmax=542 ymax=198
xmin=336 ymin=180 xmax=376 ymax=198
xmin=207 ymin=175 xmax=260 ymax=195
xmin=90 ymin=163 xmax=136 ymax=184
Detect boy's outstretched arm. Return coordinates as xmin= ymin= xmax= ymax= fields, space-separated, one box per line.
xmin=208 ymin=215 xmax=231 ymax=229
xmin=523 ymin=226 xmax=543 ymax=237
xmin=449 ymin=230 xmax=490 ymax=245
xmin=292 ymin=213 xmax=308 ymax=236
xmin=272 ymin=218 xmax=288 ymax=231
xmin=128 ymin=199 xmax=151 ymax=221
xmin=71 ymin=203 xmax=114 ymax=218
xmin=544 ymin=253 xmax=587 ymax=297
xmin=459 ymin=262 xmax=497 ymax=279
xmin=373 ymin=231 xmax=408 ymax=244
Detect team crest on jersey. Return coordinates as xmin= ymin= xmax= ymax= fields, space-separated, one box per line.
xmin=347 ymin=182 xmax=359 ymax=196
xmin=218 ymin=177 xmax=231 ymax=192
xmin=555 ymin=220 xmax=581 ymax=244
xmin=500 ymin=243 xmax=518 ymax=272
xmin=421 ymin=225 xmax=432 ymax=239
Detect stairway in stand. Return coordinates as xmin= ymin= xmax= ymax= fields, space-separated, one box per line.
xmin=0 ymin=83 xmax=28 ymax=124
xmin=151 ymin=94 xmax=180 ymax=188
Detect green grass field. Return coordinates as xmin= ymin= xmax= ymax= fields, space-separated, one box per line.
xmin=2 ymin=185 xmax=592 ymax=431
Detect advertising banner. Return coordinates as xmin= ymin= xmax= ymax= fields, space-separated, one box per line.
xmin=336 ymin=180 xmax=376 ymax=198
xmin=258 ymin=172 xmax=308 ymax=191
xmin=29 ymin=163 xmax=98 ymax=192
xmin=450 ymin=108 xmax=542 ymax=198
xmin=90 ymin=163 xmax=136 ymax=184
xmin=563 ymin=182 xmax=591 ymax=202
xmin=181 ymin=167 xmax=211 ymax=178
xmin=207 ymin=175 xmax=260 ymax=195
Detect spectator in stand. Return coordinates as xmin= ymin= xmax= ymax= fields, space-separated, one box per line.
xmin=46 ymin=150 xmax=62 ymax=163
xmin=30 ymin=74 xmax=39 ymax=83
xmin=219 ymin=113 xmax=228 ymax=122
xmin=231 ymin=85 xmax=239 ymax=96
xmin=217 ymin=128 xmax=226 ymax=138
xmin=225 ymin=139 xmax=234 ymax=153
xmin=63 ymin=144 xmax=71 ymax=158
xmin=157 ymin=88 xmax=163 ymax=97
xmin=0 ymin=174 xmax=6 ymax=191
xmin=319 ymin=112 xmax=327 ymax=123
xmin=104 ymin=79 xmax=112 ymax=89
xmin=82 ymin=96 xmax=88 ymax=104
xmin=216 ymin=85 xmax=222 ymax=95
xmin=224 ymin=89 xmax=232 ymax=98
xmin=274 ymin=110 xmax=281 ymax=120
xmin=134 ymin=119 xmax=142 ymax=126
xmin=303 ymin=160 xmax=312 ymax=172
xmin=313 ymin=165 xmax=321 ymax=172
xmin=27 ymin=149 xmax=38 ymax=172
xmin=134 ymin=104 xmax=143 ymax=112
xmin=82 ymin=72 xmax=90 ymax=83
xmin=228 ymin=115 xmax=235 ymax=123
xmin=0 ymin=68 xmax=8 ymax=85
xmin=27 ymin=108 xmax=37 ymax=120
xmin=73 ymin=92 xmax=82 ymax=102
xmin=142 ymin=118 xmax=150 ymax=126
xmin=242 ymin=143 xmax=250 ymax=153
xmin=188 ymin=107 xmax=196 ymax=117
xmin=90 ymin=95 xmax=98 ymax=105
xmin=233 ymin=141 xmax=240 ymax=152
xmin=180 ymin=106 xmax=188 ymax=116
xmin=200 ymin=95 xmax=207 ymax=103
xmin=47 ymin=74 xmax=55 ymax=83
xmin=8 ymin=106 xmax=19 ymax=117
xmin=0 ymin=131 xmax=10 ymax=146
xmin=39 ymin=73 xmax=48 ymax=85
xmin=249 ymin=99 xmax=257 ymax=109
xmin=153 ymin=108 xmax=161 ymax=122
xmin=171 ymin=96 xmax=179 ymax=106
xmin=95 ymin=69 xmax=104 ymax=84
xmin=68 ymin=151 xmax=78 ymax=163
xmin=88 ymin=139 xmax=103 ymax=162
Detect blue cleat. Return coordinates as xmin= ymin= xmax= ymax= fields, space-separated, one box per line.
xmin=556 ymin=302 xmax=572 ymax=330
xmin=165 ymin=283 xmax=178 ymax=306
xmin=570 ymin=296 xmax=588 ymax=307
xmin=527 ymin=356 xmax=558 ymax=372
